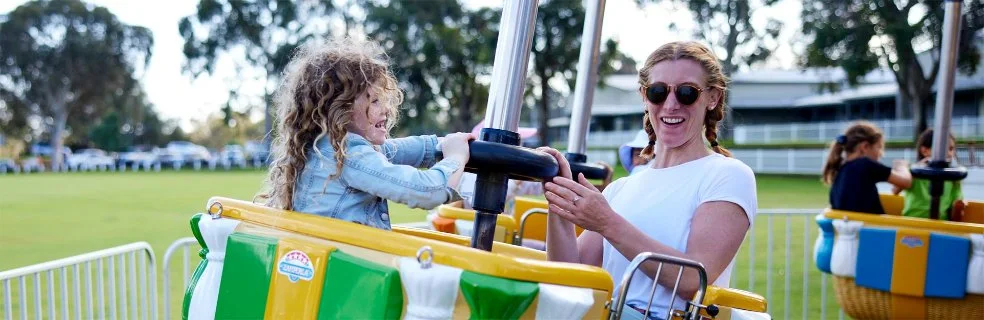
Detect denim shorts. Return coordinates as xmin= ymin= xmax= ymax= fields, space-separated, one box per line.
xmin=619 ymin=305 xmax=665 ymax=320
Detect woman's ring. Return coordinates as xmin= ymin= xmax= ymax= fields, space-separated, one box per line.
xmin=573 ymin=196 xmax=581 ymax=204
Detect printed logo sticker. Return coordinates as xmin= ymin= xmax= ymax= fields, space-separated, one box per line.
xmin=277 ymin=250 xmax=314 ymax=283
xmin=900 ymin=236 xmax=924 ymax=248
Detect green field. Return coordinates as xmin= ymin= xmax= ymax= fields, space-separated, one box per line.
xmin=0 ymin=169 xmax=838 ymax=318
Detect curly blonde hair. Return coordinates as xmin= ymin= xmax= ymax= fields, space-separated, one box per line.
xmin=637 ymin=41 xmax=732 ymax=159
xmin=257 ymin=36 xmax=403 ymax=210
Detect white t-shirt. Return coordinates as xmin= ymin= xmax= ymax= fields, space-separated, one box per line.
xmin=601 ymin=153 xmax=757 ymax=316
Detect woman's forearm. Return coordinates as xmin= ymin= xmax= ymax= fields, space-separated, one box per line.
xmin=546 ymin=212 xmax=580 ymax=263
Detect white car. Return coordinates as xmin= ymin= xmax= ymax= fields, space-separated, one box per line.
xmin=119 ymin=145 xmax=160 ymax=170
xmin=66 ymin=149 xmax=115 ymax=171
xmin=219 ymin=144 xmax=247 ymax=168
xmin=167 ymin=141 xmax=211 ymax=168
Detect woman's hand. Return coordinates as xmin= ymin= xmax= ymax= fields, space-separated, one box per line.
xmin=544 ymin=172 xmax=619 ymax=234
xmin=537 ymin=147 xmax=572 ymax=179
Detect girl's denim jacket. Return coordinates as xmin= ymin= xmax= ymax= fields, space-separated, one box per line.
xmin=292 ymin=133 xmax=463 ymax=230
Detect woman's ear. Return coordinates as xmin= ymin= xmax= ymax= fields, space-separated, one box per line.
xmin=707 ymin=88 xmax=723 ymax=110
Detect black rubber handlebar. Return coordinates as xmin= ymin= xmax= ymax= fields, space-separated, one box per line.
xmin=435 ymin=141 xmax=613 ymax=182
xmin=910 ymin=164 xmax=968 ymax=181
xmin=461 ymin=140 xmax=559 ymax=181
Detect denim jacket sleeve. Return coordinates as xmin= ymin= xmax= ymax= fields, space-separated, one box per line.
xmin=342 ymin=143 xmax=462 ymax=209
xmin=380 ymin=135 xmax=439 ymax=168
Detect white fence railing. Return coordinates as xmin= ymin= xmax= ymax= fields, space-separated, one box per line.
xmin=160 ymin=238 xmax=199 ymax=320
xmin=735 ymin=209 xmax=843 ymax=320
xmin=0 ymin=242 xmax=158 ymax=320
xmin=734 ymin=117 xmax=984 ymax=144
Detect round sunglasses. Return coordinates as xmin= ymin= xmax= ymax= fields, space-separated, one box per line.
xmin=641 ymin=82 xmax=706 ymax=106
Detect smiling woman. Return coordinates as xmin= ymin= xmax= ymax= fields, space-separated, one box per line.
xmin=540 ymin=41 xmax=757 ymax=318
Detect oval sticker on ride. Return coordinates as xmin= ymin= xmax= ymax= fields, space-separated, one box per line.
xmin=277 ymin=250 xmax=314 ymax=282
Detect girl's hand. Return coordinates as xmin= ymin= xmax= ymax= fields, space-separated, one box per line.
xmin=543 ymin=172 xmax=618 ymax=234
xmin=442 ymin=132 xmax=472 ymax=165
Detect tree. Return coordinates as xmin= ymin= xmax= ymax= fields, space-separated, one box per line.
xmin=0 ymin=0 xmax=153 ymax=165
xmin=179 ymin=0 xmax=337 ymax=145
xmin=529 ymin=0 xmax=624 ymax=146
xmin=187 ymin=109 xmax=264 ymax=149
xmin=650 ymin=0 xmax=782 ymax=76
xmin=364 ymin=0 xmax=499 ymax=134
xmin=801 ymin=0 xmax=984 ymax=138
xmin=88 ymin=87 xmax=177 ymax=151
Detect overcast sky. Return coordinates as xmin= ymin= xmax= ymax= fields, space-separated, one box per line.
xmin=0 ymin=0 xmax=804 ymax=130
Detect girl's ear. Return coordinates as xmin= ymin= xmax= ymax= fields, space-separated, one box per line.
xmin=857 ymin=141 xmax=870 ymax=155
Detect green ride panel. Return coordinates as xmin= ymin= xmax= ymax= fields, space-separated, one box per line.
xmin=459 ymin=271 xmax=539 ymax=320
xmin=317 ymin=250 xmax=404 ymax=320
xmin=214 ymin=232 xmax=279 ymax=319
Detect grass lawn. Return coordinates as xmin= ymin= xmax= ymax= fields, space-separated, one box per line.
xmin=0 ymin=169 xmax=836 ymax=318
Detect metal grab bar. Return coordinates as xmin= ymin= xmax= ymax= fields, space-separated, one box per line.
xmin=513 ymin=208 xmax=550 ymax=245
xmin=610 ymin=252 xmax=711 ymax=320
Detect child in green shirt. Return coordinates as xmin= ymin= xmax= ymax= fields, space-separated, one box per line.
xmin=894 ymin=129 xmax=965 ymax=221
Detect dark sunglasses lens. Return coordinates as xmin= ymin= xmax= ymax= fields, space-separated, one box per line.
xmin=646 ymin=85 xmax=669 ymax=104
xmin=676 ymin=85 xmax=701 ymax=105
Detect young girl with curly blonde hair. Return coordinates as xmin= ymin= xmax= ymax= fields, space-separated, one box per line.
xmin=258 ymin=36 xmax=472 ymax=230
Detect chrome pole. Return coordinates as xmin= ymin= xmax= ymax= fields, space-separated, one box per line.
xmin=473 ymin=0 xmax=540 ymax=251
xmin=930 ymin=0 xmax=962 ymax=163
xmin=482 ymin=0 xmax=539 ymax=133
xmin=567 ymin=0 xmax=607 ymax=154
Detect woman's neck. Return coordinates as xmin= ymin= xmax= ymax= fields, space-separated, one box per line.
xmin=649 ymin=137 xmax=713 ymax=169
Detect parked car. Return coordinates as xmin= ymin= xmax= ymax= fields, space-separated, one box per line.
xmin=220 ymin=144 xmax=247 ymax=168
xmin=66 ymin=149 xmax=115 ymax=171
xmin=166 ymin=141 xmax=211 ymax=167
xmin=20 ymin=157 xmax=45 ymax=173
xmin=244 ymin=140 xmax=270 ymax=166
xmin=0 ymin=158 xmax=19 ymax=173
xmin=118 ymin=145 xmax=160 ymax=170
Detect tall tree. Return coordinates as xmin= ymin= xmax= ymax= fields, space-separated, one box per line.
xmin=530 ymin=0 xmax=624 ymax=146
xmin=179 ymin=0 xmax=336 ymax=145
xmin=364 ymin=0 xmax=499 ymax=134
xmin=801 ymin=0 xmax=984 ymax=138
xmin=650 ymin=0 xmax=782 ymax=75
xmin=0 ymin=0 xmax=153 ymax=166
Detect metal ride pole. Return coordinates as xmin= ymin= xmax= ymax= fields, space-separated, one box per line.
xmin=918 ymin=0 xmax=966 ymax=220
xmin=471 ymin=0 xmax=539 ymax=251
xmin=567 ymin=0 xmax=606 ymax=155
xmin=565 ymin=0 xmax=611 ymax=179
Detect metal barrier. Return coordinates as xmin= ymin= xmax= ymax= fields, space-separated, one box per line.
xmin=160 ymin=238 xmax=200 ymax=320
xmin=738 ymin=209 xmax=844 ymax=320
xmin=611 ymin=252 xmax=711 ymax=320
xmin=0 ymin=242 xmax=157 ymax=320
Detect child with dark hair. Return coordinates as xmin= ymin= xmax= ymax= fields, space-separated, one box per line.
xmin=823 ymin=121 xmax=912 ymax=214
xmin=893 ymin=129 xmax=964 ymax=221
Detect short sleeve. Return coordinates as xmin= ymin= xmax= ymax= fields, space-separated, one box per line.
xmin=865 ymin=158 xmax=892 ymax=182
xmin=699 ymin=159 xmax=758 ymax=226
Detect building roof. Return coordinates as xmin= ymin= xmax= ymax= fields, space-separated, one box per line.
xmin=730 ymin=68 xmax=895 ymax=85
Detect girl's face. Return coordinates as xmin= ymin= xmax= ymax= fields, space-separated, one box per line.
xmin=919 ymin=138 xmax=957 ymax=161
xmin=642 ymin=59 xmax=720 ymax=150
xmin=859 ymin=139 xmax=885 ymax=161
xmin=346 ymin=88 xmax=389 ymax=145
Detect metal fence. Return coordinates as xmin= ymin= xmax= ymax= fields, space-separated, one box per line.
xmin=733 ymin=117 xmax=984 ymax=144
xmin=731 ymin=209 xmax=844 ymax=320
xmin=160 ymin=238 xmax=199 ymax=320
xmin=0 ymin=242 xmax=157 ymax=320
